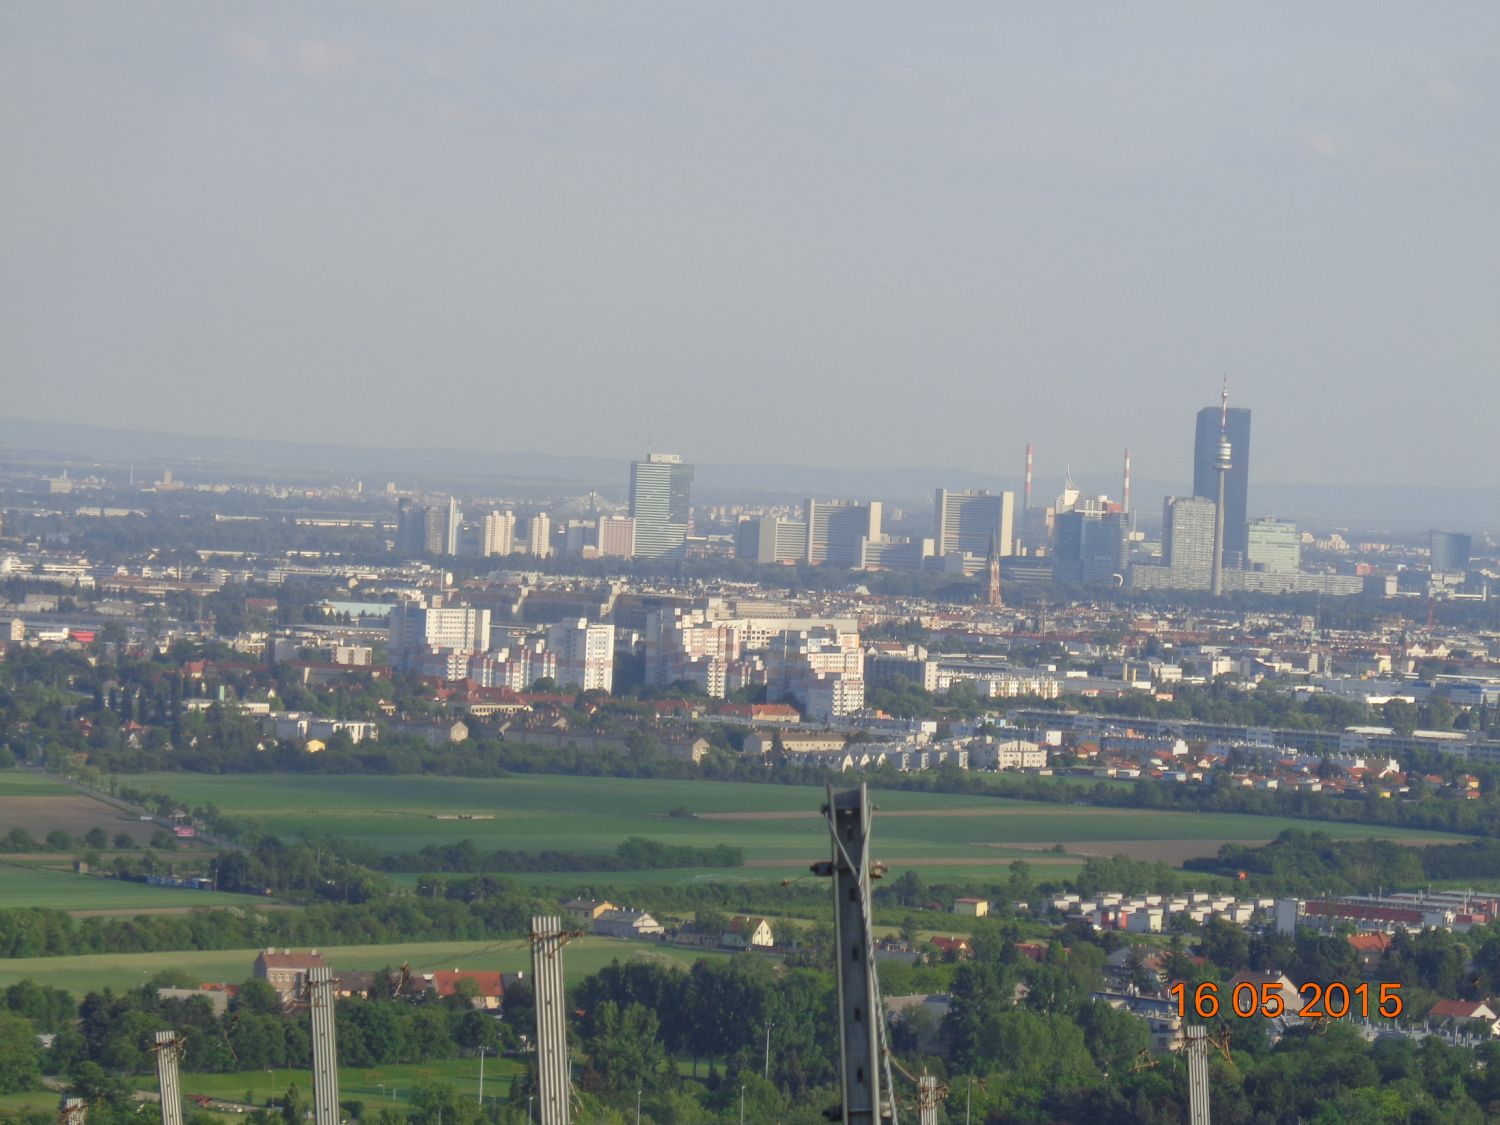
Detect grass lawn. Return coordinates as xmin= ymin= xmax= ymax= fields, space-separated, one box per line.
xmin=0 ymin=936 xmax=730 ymax=997
xmin=132 ymin=772 xmax=1474 ymax=875
xmin=0 ymin=1091 xmax=62 ymax=1118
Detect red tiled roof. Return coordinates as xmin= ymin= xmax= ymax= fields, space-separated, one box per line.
xmin=428 ymin=970 xmax=504 ymax=998
xmin=1429 ymin=999 xmax=1492 ymax=1021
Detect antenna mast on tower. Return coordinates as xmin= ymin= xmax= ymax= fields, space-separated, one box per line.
xmin=1210 ymin=378 xmax=1232 ymax=598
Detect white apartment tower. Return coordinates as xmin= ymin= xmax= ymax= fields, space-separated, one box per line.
xmin=527 ymin=513 xmax=552 ymax=558
xmin=805 ymin=499 xmax=882 ymax=568
xmin=597 ymin=516 xmax=636 ymax=558
xmin=1163 ymin=496 xmax=1217 ymax=588
xmin=545 ymin=618 xmax=616 ymax=693
xmin=482 ymin=511 xmax=517 ymax=557
xmin=388 ymin=599 xmax=492 ymax=667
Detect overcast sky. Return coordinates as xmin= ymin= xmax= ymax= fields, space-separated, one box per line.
xmin=3 ymin=4 xmax=1497 ymax=488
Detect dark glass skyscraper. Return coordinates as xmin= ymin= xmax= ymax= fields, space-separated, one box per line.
xmin=1430 ymin=530 xmax=1472 ymax=574
xmin=1193 ymin=405 xmax=1251 ymax=561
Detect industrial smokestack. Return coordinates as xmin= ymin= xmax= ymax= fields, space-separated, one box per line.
xmin=1122 ymin=449 xmax=1131 ymax=516
xmin=1024 ymin=443 xmax=1033 ymax=510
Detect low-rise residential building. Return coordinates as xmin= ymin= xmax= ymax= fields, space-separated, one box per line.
xmin=562 ymin=898 xmax=616 ymax=927
xmin=594 ymin=909 xmax=664 ymax=939
xmin=721 ymin=915 xmax=775 ymax=949
xmin=253 ymin=949 xmax=327 ymax=999
xmin=425 ymin=970 xmax=505 ymax=1009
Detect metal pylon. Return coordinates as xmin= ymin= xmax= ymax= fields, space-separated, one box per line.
xmin=308 ymin=966 xmax=340 ymax=1125
xmin=815 ymin=784 xmax=893 ymax=1125
xmin=531 ymin=915 xmax=573 ymax=1125
xmin=152 ymin=1031 xmax=185 ymax=1125
xmin=1185 ymin=1024 xmax=1210 ymax=1125
xmin=916 ymin=1075 xmax=939 ymax=1125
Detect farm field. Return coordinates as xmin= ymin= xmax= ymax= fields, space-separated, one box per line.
xmin=0 ymin=859 xmax=281 ymax=913
xmin=0 ymin=935 xmax=730 ymax=997
xmin=133 ymin=772 xmax=1473 ymax=877
xmin=0 ymin=770 xmax=169 ymax=846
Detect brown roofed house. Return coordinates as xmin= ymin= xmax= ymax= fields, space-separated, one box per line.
xmin=253 ymin=949 xmax=327 ymax=1000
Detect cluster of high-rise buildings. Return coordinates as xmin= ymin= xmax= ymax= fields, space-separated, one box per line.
xmin=387 ymin=595 xmax=615 ymax=693
xmin=392 ymin=452 xmax=695 ymax=564
xmin=386 ymin=402 xmax=1480 ymax=601
xmin=642 ymin=603 xmax=865 ymax=718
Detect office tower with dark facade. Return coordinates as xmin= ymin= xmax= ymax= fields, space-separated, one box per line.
xmin=629 ymin=453 xmax=694 ymax=558
xmin=1052 ymin=510 xmax=1128 ymax=585
xmin=1430 ymin=530 xmax=1473 ymax=575
xmin=1193 ymin=405 xmax=1251 ymax=562
xmin=394 ymin=497 xmax=459 ymax=558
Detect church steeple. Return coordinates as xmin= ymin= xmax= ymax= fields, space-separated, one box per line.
xmin=986 ymin=533 xmax=1003 ymax=609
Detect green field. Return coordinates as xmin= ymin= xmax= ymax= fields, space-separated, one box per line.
xmin=0 ymin=935 xmax=729 ymax=997
xmin=135 ymin=1056 xmax=526 ymax=1111
xmin=0 ymin=859 xmax=283 ymax=912
xmin=132 ymin=772 xmax=1472 ymax=873
xmin=0 ymin=771 xmax=76 ymax=796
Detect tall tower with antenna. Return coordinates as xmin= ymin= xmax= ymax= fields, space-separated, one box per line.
xmin=1210 ymin=381 xmax=1232 ymax=597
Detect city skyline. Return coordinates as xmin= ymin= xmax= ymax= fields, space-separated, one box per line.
xmin=4 ymin=5 xmax=1500 ymax=489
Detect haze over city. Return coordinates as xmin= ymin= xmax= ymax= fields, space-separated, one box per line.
xmin=15 ymin=9 xmax=1500 ymax=1122
xmin=4 ymin=4 xmax=1500 ymax=489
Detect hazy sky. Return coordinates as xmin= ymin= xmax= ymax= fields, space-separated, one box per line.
xmin=3 ymin=4 xmax=1497 ymax=488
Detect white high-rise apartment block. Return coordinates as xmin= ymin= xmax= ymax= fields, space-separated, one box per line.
xmin=644 ymin=608 xmax=743 ymax=697
xmin=767 ymin=626 xmax=865 ymax=720
xmin=1163 ymin=496 xmax=1217 ymax=588
xmin=527 ymin=513 xmax=552 ymax=558
xmin=482 ymin=511 xmax=517 ymax=557
xmin=934 ymin=489 xmax=1015 ymax=559
xmin=545 ymin=618 xmax=615 ymax=692
xmin=470 ymin=644 xmax=556 ymax=691
xmin=643 ymin=604 xmax=861 ymax=699
xmin=388 ymin=599 xmax=491 ymax=667
xmin=805 ymin=499 xmax=881 ymax=567
xmin=598 ymin=516 xmax=636 ymax=558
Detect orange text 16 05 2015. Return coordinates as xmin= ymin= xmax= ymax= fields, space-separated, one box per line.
xmin=1168 ymin=980 xmax=1403 ymax=1020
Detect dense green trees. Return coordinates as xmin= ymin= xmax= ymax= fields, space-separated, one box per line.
xmin=1191 ymin=830 xmax=1500 ymax=897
